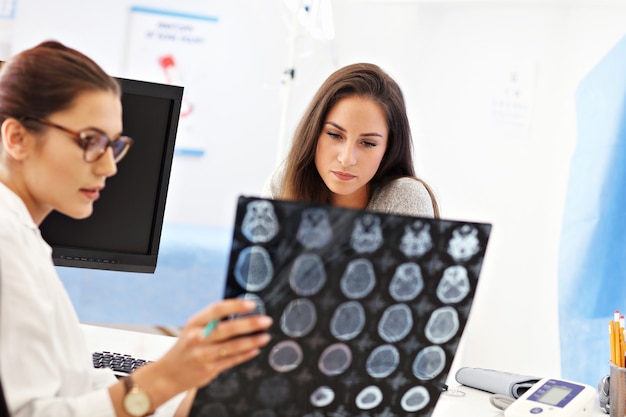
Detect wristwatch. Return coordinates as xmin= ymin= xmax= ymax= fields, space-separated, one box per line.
xmin=122 ymin=375 xmax=153 ymax=417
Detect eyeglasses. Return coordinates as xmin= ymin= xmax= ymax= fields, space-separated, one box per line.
xmin=24 ymin=117 xmax=133 ymax=163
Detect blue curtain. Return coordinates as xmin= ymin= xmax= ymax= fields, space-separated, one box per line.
xmin=559 ymin=33 xmax=626 ymax=386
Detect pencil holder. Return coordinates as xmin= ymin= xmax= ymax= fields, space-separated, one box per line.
xmin=610 ymin=362 xmax=626 ymax=416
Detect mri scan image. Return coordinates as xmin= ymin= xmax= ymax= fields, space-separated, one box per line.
xmin=378 ymin=303 xmax=414 ymax=343
xmin=399 ymin=220 xmax=433 ymax=258
xmin=280 ymin=298 xmax=317 ymax=338
xmin=366 ymin=344 xmax=400 ymax=378
xmin=297 ymin=208 xmax=333 ymax=249
xmin=268 ymin=340 xmax=303 ymax=373
xmin=340 ymin=258 xmax=376 ymax=299
xmin=289 ymin=253 xmax=326 ymax=296
xmin=389 ymin=262 xmax=424 ymax=302
xmin=310 ymin=385 xmax=335 ymax=408
xmin=350 ymin=213 xmax=384 ymax=253
xmin=234 ymin=246 xmax=274 ymax=292
xmin=241 ymin=199 xmax=280 ymax=243
xmin=437 ymin=265 xmax=471 ymax=303
xmin=329 ymin=301 xmax=366 ymax=341
xmin=191 ymin=196 xmax=492 ymax=417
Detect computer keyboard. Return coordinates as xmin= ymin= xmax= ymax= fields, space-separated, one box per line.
xmin=92 ymin=351 xmax=152 ymax=377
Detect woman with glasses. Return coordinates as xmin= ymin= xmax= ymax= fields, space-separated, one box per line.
xmin=0 ymin=41 xmax=272 ymax=417
xmin=263 ymin=63 xmax=439 ymax=218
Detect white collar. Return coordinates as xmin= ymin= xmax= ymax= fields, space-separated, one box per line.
xmin=0 ymin=181 xmax=38 ymax=231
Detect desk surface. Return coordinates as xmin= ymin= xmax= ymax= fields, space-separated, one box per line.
xmin=81 ymin=324 xmax=606 ymax=416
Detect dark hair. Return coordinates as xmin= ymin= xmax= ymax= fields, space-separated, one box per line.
xmin=280 ymin=63 xmax=417 ymax=204
xmin=0 ymin=40 xmax=120 ymax=129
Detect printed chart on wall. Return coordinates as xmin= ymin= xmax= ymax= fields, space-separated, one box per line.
xmin=190 ymin=196 xmax=492 ymax=417
xmin=124 ymin=6 xmax=219 ymax=155
xmin=0 ymin=0 xmax=15 ymax=19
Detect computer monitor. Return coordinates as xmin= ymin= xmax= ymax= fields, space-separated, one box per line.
xmin=39 ymin=77 xmax=183 ymax=273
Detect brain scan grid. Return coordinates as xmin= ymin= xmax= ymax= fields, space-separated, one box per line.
xmin=190 ymin=196 xmax=492 ymax=417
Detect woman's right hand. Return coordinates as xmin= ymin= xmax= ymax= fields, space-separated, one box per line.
xmin=121 ymin=298 xmax=272 ymax=412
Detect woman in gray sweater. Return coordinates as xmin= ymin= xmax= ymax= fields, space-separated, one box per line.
xmin=263 ymin=63 xmax=439 ymax=218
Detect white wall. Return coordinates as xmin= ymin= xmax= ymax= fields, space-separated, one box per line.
xmin=271 ymin=0 xmax=626 ymax=380
xmin=8 ymin=0 xmax=626 ymax=381
xmin=8 ymin=0 xmax=292 ymax=226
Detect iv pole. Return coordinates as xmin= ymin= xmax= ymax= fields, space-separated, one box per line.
xmin=275 ymin=0 xmax=335 ymax=166
xmin=275 ymin=1 xmax=302 ymax=166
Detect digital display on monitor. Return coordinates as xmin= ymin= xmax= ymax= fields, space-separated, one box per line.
xmin=39 ymin=77 xmax=183 ymax=273
xmin=536 ymin=385 xmax=572 ymax=406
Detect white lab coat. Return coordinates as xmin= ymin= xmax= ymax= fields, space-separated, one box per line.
xmin=0 ymin=182 xmax=181 ymax=417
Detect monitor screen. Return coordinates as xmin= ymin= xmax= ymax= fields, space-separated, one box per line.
xmin=39 ymin=77 xmax=183 ymax=273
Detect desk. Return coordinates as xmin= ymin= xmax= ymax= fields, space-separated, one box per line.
xmin=80 ymin=324 xmax=607 ymax=416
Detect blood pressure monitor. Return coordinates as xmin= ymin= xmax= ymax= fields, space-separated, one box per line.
xmin=503 ymin=377 xmax=595 ymax=417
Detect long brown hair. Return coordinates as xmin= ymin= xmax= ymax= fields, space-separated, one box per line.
xmin=0 ymin=40 xmax=120 ymax=130
xmin=280 ymin=63 xmax=419 ymax=205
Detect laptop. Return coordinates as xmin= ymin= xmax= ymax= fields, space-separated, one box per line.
xmin=190 ymin=195 xmax=492 ymax=417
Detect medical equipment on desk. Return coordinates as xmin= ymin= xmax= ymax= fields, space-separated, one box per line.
xmin=503 ymin=377 xmax=595 ymax=417
xmin=456 ymin=367 xmax=541 ymax=398
xmin=455 ymin=367 xmax=595 ymax=416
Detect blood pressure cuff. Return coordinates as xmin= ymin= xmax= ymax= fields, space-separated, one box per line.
xmin=455 ymin=367 xmax=541 ymax=399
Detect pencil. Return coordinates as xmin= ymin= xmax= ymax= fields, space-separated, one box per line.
xmin=619 ymin=316 xmax=626 ymax=368
xmin=613 ymin=321 xmax=624 ymax=367
xmin=611 ymin=310 xmax=623 ymax=367
xmin=611 ymin=321 xmax=617 ymax=365
xmin=203 ymin=319 xmax=219 ymax=338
